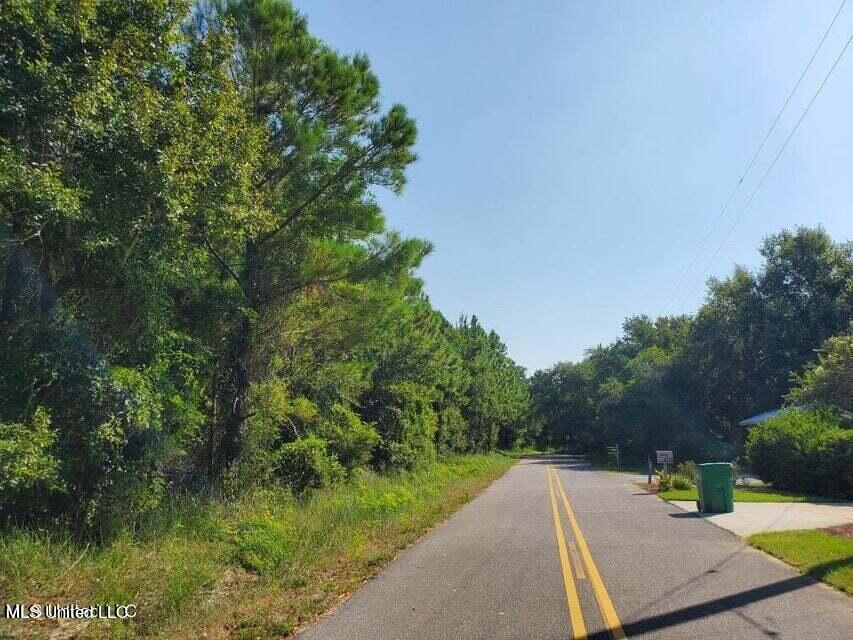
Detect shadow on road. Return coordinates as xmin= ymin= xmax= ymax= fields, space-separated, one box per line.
xmin=524 ymin=453 xmax=852 ymax=638
xmin=521 ymin=454 xmax=598 ymax=469
xmin=584 ymin=567 xmax=847 ymax=639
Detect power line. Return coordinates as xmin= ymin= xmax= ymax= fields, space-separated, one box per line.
xmin=675 ymin=27 xmax=853 ymax=314
xmin=661 ymin=0 xmax=848 ymax=314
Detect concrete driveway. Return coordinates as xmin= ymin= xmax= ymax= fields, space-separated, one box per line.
xmin=669 ymin=500 xmax=853 ymax=536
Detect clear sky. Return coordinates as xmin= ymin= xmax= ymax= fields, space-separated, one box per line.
xmin=293 ymin=0 xmax=853 ymax=373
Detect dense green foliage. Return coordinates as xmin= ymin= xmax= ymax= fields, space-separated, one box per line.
xmin=531 ymin=227 xmax=852 ymax=483
xmin=746 ymin=409 xmax=852 ymax=498
xmin=787 ymin=334 xmax=853 ymax=415
xmin=0 ymin=0 xmax=529 ymax=534
xmin=2 ymin=0 xmax=850 ymax=529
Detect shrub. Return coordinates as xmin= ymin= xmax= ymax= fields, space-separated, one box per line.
xmin=367 ymin=382 xmax=437 ymax=471
xmin=0 ymin=408 xmax=64 ymax=518
xmin=241 ymin=386 xmax=378 ymax=484
xmin=0 ymin=303 xmax=182 ymax=533
xmin=235 ymin=382 xmax=307 ymax=491
xmin=656 ymin=470 xmax=673 ymax=492
xmin=435 ymin=406 xmax=468 ymax=455
xmin=314 ymin=404 xmax=380 ymax=472
xmin=676 ymin=460 xmax=696 ymax=481
xmin=811 ymin=427 xmax=853 ymax=498
xmin=233 ymin=515 xmax=295 ymax=574
xmin=671 ymin=474 xmax=693 ymax=490
xmin=656 ymin=470 xmax=694 ymax=491
xmin=746 ymin=409 xmax=853 ymax=498
xmin=373 ymin=441 xmax=421 ymax=472
xmin=278 ymin=437 xmax=344 ymax=494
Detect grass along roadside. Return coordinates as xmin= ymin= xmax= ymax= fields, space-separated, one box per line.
xmin=0 ymin=453 xmax=516 ymax=640
xmin=657 ymin=487 xmax=843 ymax=503
xmin=747 ymin=529 xmax=853 ymax=595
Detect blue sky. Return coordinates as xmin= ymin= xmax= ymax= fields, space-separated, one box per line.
xmin=293 ymin=0 xmax=853 ymax=372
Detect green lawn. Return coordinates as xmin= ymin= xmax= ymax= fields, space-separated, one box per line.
xmin=747 ymin=529 xmax=853 ymax=595
xmin=0 ymin=453 xmax=515 ymax=640
xmin=658 ymin=486 xmax=839 ymax=503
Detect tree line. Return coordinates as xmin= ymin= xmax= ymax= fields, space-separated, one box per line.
xmin=530 ymin=226 xmax=852 ymax=469
xmin=0 ymin=0 xmax=529 ymax=535
xmin=3 ymin=1 xmax=851 ymax=533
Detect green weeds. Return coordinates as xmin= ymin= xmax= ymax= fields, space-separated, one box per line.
xmin=0 ymin=453 xmax=514 ymax=639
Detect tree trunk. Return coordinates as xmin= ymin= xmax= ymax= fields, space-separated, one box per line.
xmin=216 ymin=240 xmax=259 ymax=471
xmin=0 ymin=244 xmax=25 ymax=328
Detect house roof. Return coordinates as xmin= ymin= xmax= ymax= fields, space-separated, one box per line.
xmin=738 ymin=408 xmax=783 ymax=426
xmin=739 ymin=405 xmax=806 ymax=426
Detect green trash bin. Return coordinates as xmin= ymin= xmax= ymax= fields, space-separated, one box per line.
xmin=695 ymin=463 xmax=734 ymax=513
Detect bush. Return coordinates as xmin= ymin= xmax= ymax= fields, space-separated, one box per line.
xmin=656 ymin=470 xmax=673 ymax=491
xmin=235 ymin=382 xmax=320 ymax=491
xmin=373 ymin=441 xmax=421 ymax=472
xmin=239 ymin=388 xmax=379 ymax=489
xmin=0 ymin=306 xmax=183 ymax=533
xmin=314 ymin=404 xmax=380 ymax=472
xmin=811 ymin=427 xmax=853 ymax=498
xmin=676 ymin=460 xmax=696 ymax=481
xmin=656 ymin=469 xmax=694 ymax=491
xmin=436 ymin=406 xmax=468 ymax=455
xmin=746 ymin=409 xmax=853 ymax=498
xmin=367 ymin=382 xmax=438 ymax=471
xmin=671 ymin=474 xmax=693 ymax=490
xmin=0 ymin=408 xmax=64 ymax=518
xmin=233 ymin=514 xmax=296 ymax=574
xmin=278 ymin=437 xmax=344 ymax=494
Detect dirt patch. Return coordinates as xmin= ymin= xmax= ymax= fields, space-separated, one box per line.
xmin=821 ymin=523 xmax=853 ymax=539
xmin=633 ymin=480 xmax=658 ymax=493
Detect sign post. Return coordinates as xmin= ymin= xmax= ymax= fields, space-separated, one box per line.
xmin=656 ymin=450 xmax=674 ymax=474
xmin=606 ymin=445 xmax=620 ymax=471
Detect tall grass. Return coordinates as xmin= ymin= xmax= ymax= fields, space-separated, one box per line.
xmin=0 ymin=453 xmax=515 ymax=640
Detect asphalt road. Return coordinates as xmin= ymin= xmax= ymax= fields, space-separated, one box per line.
xmin=297 ymin=455 xmax=853 ymax=639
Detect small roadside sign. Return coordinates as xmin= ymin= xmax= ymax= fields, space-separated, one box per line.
xmin=607 ymin=444 xmax=621 ymax=471
xmin=655 ymin=450 xmax=674 ymax=464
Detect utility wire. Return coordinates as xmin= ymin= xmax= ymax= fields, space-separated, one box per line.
xmin=676 ymin=26 xmax=853 ymax=313
xmin=661 ymin=0 xmax=848 ymax=314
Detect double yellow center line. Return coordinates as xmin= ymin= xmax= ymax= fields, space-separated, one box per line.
xmin=547 ymin=465 xmax=627 ymax=640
